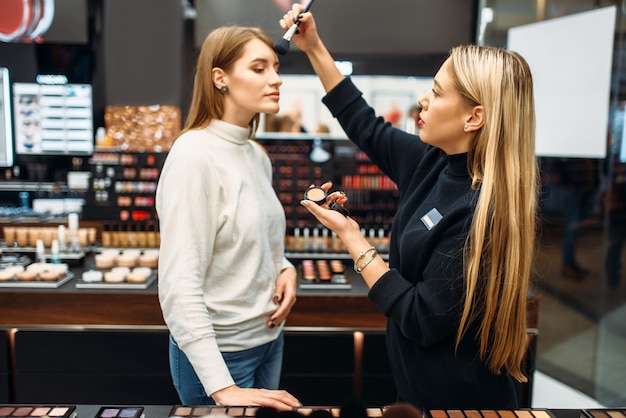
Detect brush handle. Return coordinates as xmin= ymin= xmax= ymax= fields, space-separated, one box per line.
xmin=291 ymin=0 xmax=315 ymax=31
xmin=302 ymin=0 xmax=315 ymax=13
xmin=275 ymin=0 xmax=316 ymax=54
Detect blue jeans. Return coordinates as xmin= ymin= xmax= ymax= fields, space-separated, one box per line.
xmin=168 ymin=332 xmax=284 ymax=405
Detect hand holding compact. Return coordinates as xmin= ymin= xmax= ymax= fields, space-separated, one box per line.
xmin=301 ymin=182 xmax=362 ymax=242
xmin=303 ymin=184 xmax=349 ymax=216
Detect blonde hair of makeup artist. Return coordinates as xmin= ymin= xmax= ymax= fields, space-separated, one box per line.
xmin=452 ymin=44 xmax=538 ymax=383
xmin=181 ymin=26 xmax=273 ymax=137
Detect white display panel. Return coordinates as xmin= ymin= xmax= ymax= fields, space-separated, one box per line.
xmin=12 ymin=82 xmax=94 ymax=155
xmin=0 ymin=67 xmax=13 ymax=167
xmin=507 ymin=6 xmax=616 ymax=158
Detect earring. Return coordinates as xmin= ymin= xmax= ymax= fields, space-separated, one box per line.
xmin=220 ymin=85 xmax=229 ymax=93
xmin=464 ymin=124 xmax=468 ymax=131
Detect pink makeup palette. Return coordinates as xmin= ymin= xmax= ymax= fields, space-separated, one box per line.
xmin=0 ymin=405 xmax=76 ymax=418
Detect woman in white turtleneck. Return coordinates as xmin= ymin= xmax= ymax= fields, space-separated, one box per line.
xmin=155 ymin=25 xmax=300 ymax=410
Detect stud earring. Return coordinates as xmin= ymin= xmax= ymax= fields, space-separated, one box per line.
xmin=220 ymin=85 xmax=229 ymax=93
xmin=464 ymin=124 xmax=468 ymax=131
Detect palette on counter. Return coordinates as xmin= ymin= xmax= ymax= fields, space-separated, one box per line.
xmin=0 ymin=405 xmax=76 ymax=418
xmin=0 ymin=262 xmax=74 ymax=288
xmin=427 ymin=410 xmax=555 ymax=418
xmin=93 ymin=248 xmax=159 ymax=269
xmin=298 ymin=259 xmax=351 ymax=290
xmin=169 ymin=405 xmax=387 ymax=417
xmin=0 ymin=241 xmax=87 ymax=265
xmin=76 ymin=266 xmax=156 ymax=289
xmin=583 ymin=410 xmax=626 ymax=418
xmin=76 ymin=248 xmax=159 ymax=289
xmin=94 ymin=407 xmax=145 ymax=418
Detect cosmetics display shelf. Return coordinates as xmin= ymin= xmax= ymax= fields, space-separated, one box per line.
xmin=0 ymin=254 xmax=30 ymax=267
xmin=285 ymin=251 xmax=388 ymax=260
xmin=298 ymin=280 xmax=350 ymax=290
xmin=258 ymin=138 xmax=399 ymax=231
xmin=0 ymin=244 xmax=87 ymax=268
xmin=0 ymin=245 xmax=86 ymax=260
xmin=99 ymin=222 xmax=161 ymax=249
xmin=83 ymin=152 xmax=166 ymax=222
xmin=286 ymin=250 xmax=388 ymax=292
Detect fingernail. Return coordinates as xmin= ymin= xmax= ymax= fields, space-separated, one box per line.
xmin=300 ymin=200 xmax=308 ymax=207
xmin=297 ymin=14 xmax=303 ymax=19
xmin=269 ymin=324 xmax=275 ymax=329
xmin=270 ymin=317 xmax=276 ymax=322
xmin=273 ymin=295 xmax=279 ymax=301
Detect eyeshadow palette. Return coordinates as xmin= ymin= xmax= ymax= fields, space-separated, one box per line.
xmin=427 ymin=410 xmax=555 ymax=418
xmin=0 ymin=405 xmax=76 ymax=418
xmin=170 ymin=406 xmax=257 ymax=417
xmin=298 ymin=259 xmax=351 ymax=290
xmin=169 ymin=406 xmax=388 ymax=417
xmin=583 ymin=410 xmax=626 ymax=418
xmin=95 ymin=406 xmax=145 ymax=418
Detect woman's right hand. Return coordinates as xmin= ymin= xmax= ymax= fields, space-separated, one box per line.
xmin=211 ymin=385 xmax=301 ymax=411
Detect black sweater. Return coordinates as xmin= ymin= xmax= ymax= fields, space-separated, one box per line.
xmin=322 ymin=78 xmax=517 ymax=409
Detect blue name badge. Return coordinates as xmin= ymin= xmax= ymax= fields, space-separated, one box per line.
xmin=421 ymin=208 xmax=443 ymax=230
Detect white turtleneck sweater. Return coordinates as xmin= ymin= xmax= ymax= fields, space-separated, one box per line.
xmin=156 ymin=119 xmax=293 ymax=396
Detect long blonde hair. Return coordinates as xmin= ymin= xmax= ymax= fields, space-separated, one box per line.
xmin=181 ymin=26 xmax=275 ymax=138
xmin=451 ymin=45 xmax=538 ymax=382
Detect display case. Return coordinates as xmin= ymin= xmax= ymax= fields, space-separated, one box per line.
xmin=258 ymin=136 xmax=398 ymax=291
xmin=258 ymin=137 xmax=398 ymax=233
xmin=83 ymin=152 xmax=166 ymax=222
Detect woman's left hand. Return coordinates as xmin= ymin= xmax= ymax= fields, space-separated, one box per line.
xmin=300 ymin=182 xmax=361 ymax=240
xmin=268 ymin=267 xmax=297 ymax=328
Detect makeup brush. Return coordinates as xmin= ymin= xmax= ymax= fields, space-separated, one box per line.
xmin=274 ymin=0 xmax=316 ymax=55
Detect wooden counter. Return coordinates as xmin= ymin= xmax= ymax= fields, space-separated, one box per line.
xmin=0 ymin=258 xmax=538 ymax=330
xmin=0 ymin=258 xmax=387 ymax=329
xmin=0 ymin=252 xmax=539 ymax=407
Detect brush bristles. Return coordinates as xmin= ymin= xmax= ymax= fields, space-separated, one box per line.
xmin=274 ymin=39 xmax=291 ymax=55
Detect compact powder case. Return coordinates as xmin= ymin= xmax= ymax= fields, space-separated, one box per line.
xmin=303 ymin=186 xmax=327 ymax=204
xmin=303 ymin=186 xmax=349 ymax=216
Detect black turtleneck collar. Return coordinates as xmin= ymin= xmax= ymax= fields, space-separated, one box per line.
xmin=442 ymin=150 xmax=470 ymax=178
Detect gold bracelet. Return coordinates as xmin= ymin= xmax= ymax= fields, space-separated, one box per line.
xmin=354 ymin=249 xmax=377 ymax=274
xmin=353 ymin=246 xmax=376 ymax=268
